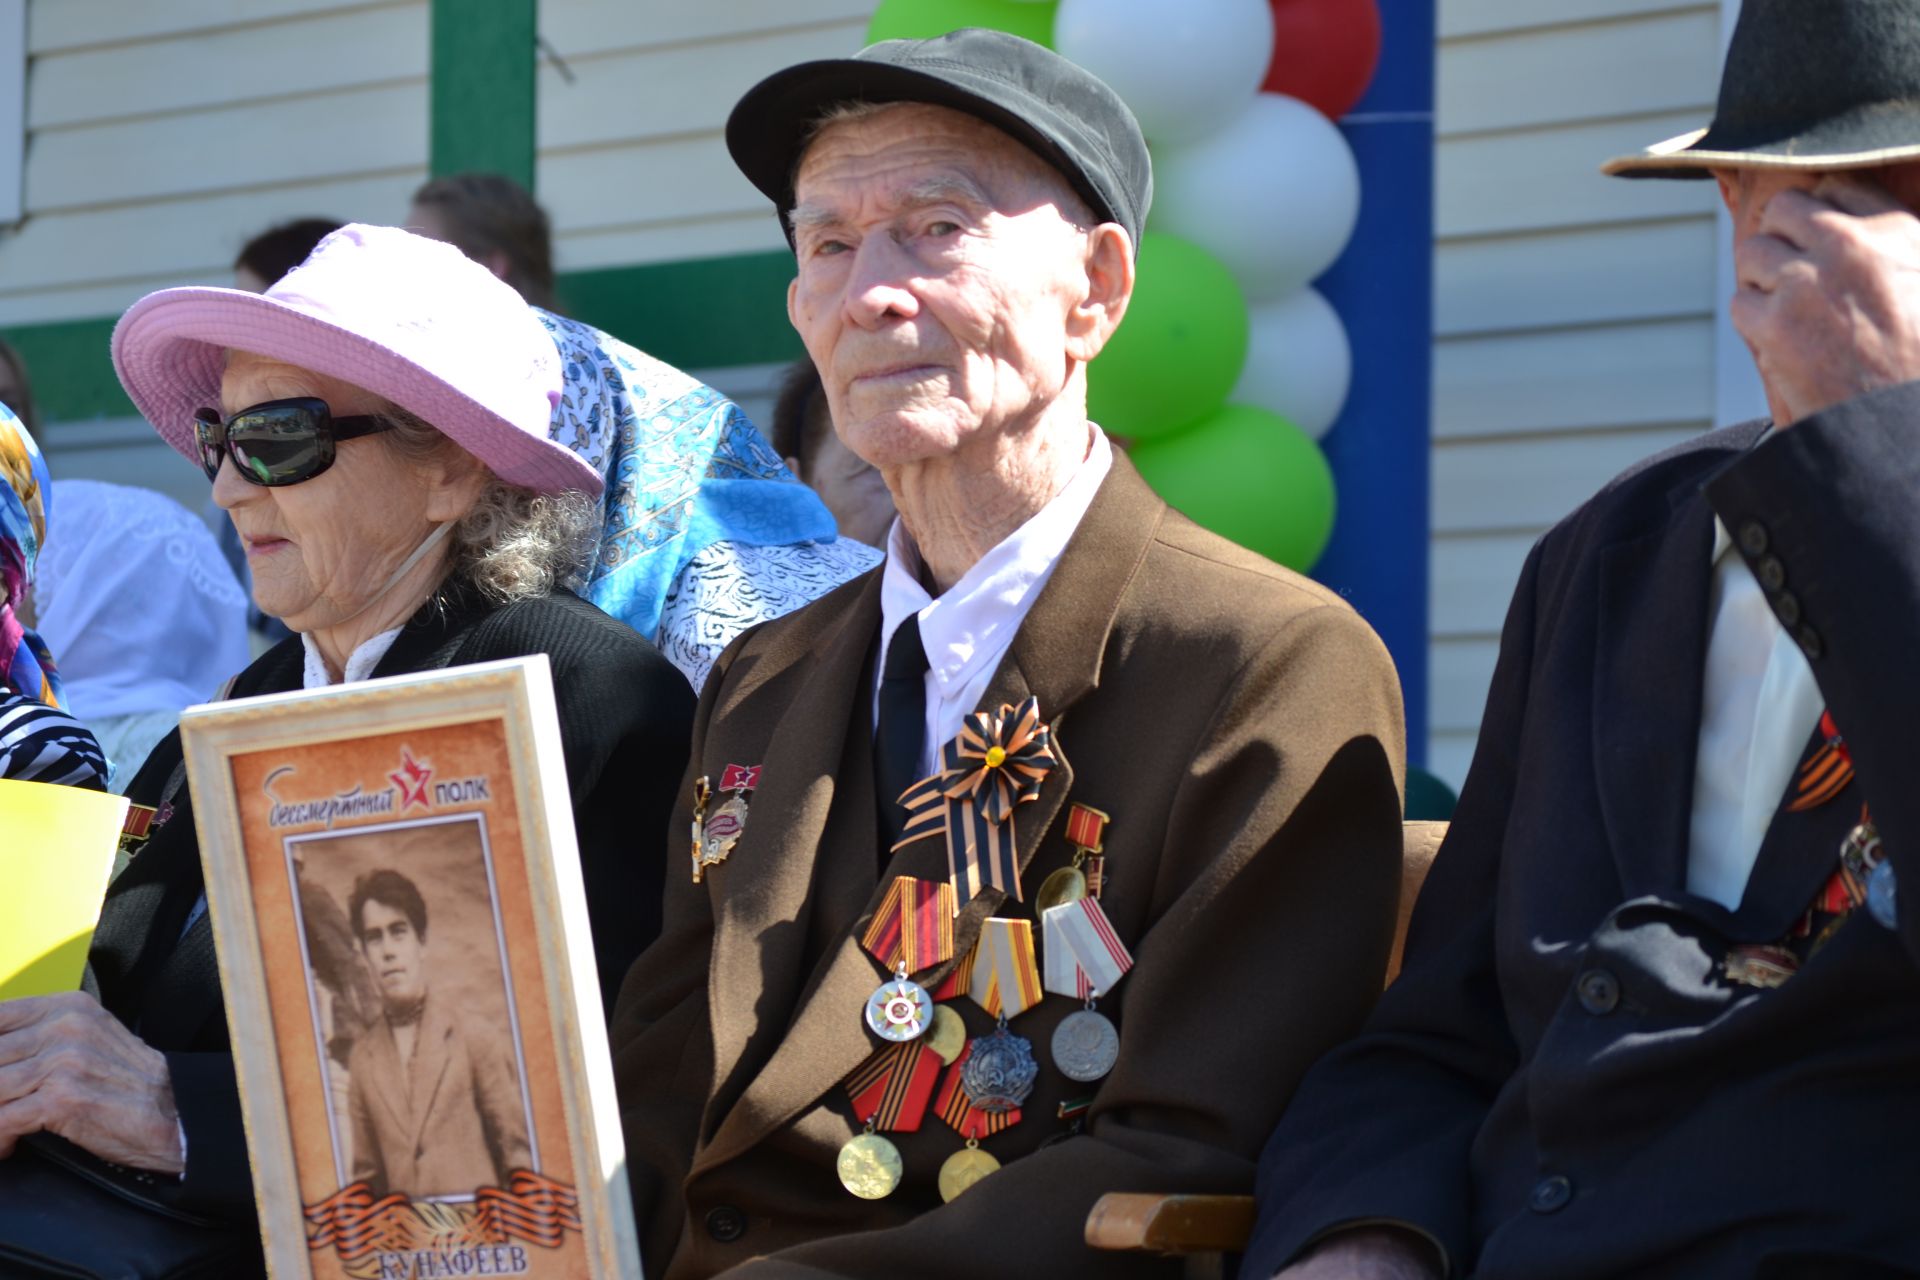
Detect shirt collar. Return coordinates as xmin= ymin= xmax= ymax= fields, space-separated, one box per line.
xmin=301 ymin=626 xmax=404 ymax=689
xmin=879 ymin=426 xmax=1113 ymax=696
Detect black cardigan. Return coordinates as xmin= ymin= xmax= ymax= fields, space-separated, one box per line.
xmin=84 ymin=585 xmax=693 ymax=1223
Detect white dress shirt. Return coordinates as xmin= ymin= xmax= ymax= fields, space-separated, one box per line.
xmin=873 ymin=427 xmax=1113 ymax=778
xmin=1686 ymin=518 xmax=1826 ymax=909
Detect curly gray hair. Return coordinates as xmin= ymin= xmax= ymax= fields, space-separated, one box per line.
xmin=378 ymin=404 xmax=600 ymax=604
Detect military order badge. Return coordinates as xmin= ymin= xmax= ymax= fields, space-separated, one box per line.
xmin=180 ymin=657 xmax=639 ymax=1279
xmin=692 ymin=762 xmax=759 ymax=882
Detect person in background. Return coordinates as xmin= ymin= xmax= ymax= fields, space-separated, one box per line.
xmin=408 ymin=173 xmax=558 ymax=312
xmin=0 ymin=336 xmax=43 ymax=443
xmin=0 ymin=407 xmax=106 ymax=789
xmin=30 ymin=479 xmax=249 ymax=789
xmin=541 ymin=311 xmax=880 ymax=690
xmin=407 ymin=172 xmax=882 ymax=689
xmin=232 ymin=218 xmax=343 ymax=294
xmin=0 ymin=335 xmax=251 ymax=787
xmin=767 ymin=358 xmax=896 ymax=549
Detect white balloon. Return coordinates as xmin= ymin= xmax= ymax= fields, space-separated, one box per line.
xmin=1233 ymin=288 xmax=1352 ymax=440
xmin=1154 ymin=93 xmax=1361 ymax=300
xmin=1055 ymin=0 xmax=1274 ymax=145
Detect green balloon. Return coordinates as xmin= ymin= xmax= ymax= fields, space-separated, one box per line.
xmin=1131 ymin=403 xmax=1336 ymax=571
xmin=1089 ymin=232 xmax=1249 ymax=441
xmin=866 ymin=0 xmax=1057 ymax=48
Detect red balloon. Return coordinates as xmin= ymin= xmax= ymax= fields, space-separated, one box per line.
xmin=1261 ymin=0 xmax=1382 ymax=120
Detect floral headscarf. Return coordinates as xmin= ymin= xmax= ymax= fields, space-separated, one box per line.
xmin=0 ymin=407 xmax=64 ymax=708
xmin=539 ymin=310 xmax=876 ymax=644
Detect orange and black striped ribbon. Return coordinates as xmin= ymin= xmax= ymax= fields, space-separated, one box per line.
xmin=1788 ymin=711 xmax=1854 ymax=813
xmin=844 ymin=1039 xmax=942 ymax=1132
xmin=302 ymin=1183 xmax=412 ymax=1261
xmin=934 ymin=1040 xmax=1021 ymax=1140
xmin=860 ymin=876 xmax=956 ymax=973
xmin=894 ymin=697 xmax=1055 ymax=911
xmin=473 ymin=1170 xmax=584 ymax=1248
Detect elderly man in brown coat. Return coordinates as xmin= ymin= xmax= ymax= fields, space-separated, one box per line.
xmin=610 ymin=28 xmax=1407 ymax=1279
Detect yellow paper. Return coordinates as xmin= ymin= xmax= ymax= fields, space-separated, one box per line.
xmin=0 ymin=777 xmax=127 ymax=1001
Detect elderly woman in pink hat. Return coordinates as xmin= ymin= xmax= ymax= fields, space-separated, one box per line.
xmin=0 ymin=226 xmax=693 ymax=1236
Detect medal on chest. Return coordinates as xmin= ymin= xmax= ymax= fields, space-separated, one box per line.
xmin=691 ymin=764 xmax=761 ymax=883
xmin=1034 ymin=803 xmax=1111 ymax=912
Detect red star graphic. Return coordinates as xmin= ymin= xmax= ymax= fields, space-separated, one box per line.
xmin=389 ymin=749 xmax=433 ymax=811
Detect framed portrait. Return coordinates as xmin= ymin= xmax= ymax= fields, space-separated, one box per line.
xmin=180 ymin=656 xmax=640 ymax=1279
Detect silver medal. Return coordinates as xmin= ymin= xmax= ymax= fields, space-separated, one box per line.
xmin=1052 ymin=1007 xmax=1119 ymax=1082
xmin=961 ymin=1018 xmax=1039 ymax=1113
xmin=864 ymin=969 xmax=932 ymax=1043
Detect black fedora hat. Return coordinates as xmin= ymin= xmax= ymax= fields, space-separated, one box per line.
xmin=726 ymin=27 xmax=1151 ymax=253
xmin=1606 ymin=0 xmax=1920 ymax=179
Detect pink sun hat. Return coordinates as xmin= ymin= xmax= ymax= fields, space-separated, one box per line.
xmin=110 ymin=223 xmax=600 ymax=498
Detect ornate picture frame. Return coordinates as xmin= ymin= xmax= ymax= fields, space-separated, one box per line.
xmin=180 ymin=656 xmax=640 ymax=1279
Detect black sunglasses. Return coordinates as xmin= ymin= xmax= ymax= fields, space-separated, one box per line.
xmin=192 ymin=397 xmax=392 ymax=487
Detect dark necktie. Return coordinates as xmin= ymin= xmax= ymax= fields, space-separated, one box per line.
xmin=875 ymin=613 xmax=930 ymax=854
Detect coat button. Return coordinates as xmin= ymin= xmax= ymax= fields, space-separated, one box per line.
xmin=1576 ymin=969 xmax=1620 ymax=1015
xmin=1797 ymin=625 xmax=1824 ymax=660
xmin=1756 ymin=555 xmax=1786 ymax=592
xmin=1530 ymin=1174 xmax=1573 ymax=1214
xmin=1738 ymin=521 xmax=1769 ymax=556
xmin=1773 ymin=591 xmax=1801 ymax=628
xmin=705 ymin=1205 xmax=748 ymax=1243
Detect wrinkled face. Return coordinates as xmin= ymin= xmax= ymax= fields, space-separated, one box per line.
xmin=786 ymin=103 xmax=1099 ymax=471
xmin=213 ymin=351 xmax=470 ymax=632
xmin=1717 ymin=160 xmax=1920 ymax=236
xmin=358 ymin=897 xmax=426 ymax=1008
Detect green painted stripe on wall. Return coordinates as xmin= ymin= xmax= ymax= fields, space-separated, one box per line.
xmin=559 ymin=251 xmax=803 ymax=371
xmin=4 ymin=317 xmax=129 ymax=422
xmin=430 ymin=0 xmax=537 ymax=189
xmin=2 ymin=249 xmax=804 ymax=426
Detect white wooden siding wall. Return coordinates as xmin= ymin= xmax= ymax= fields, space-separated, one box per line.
xmin=1428 ymin=0 xmax=1722 ymax=786
xmin=536 ymin=0 xmax=872 ymax=271
xmin=7 ymin=0 xmax=432 ymax=509
xmin=5 ymin=0 xmax=430 ymax=328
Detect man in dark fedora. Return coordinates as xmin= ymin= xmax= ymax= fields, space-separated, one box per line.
xmin=609 ymin=26 xmax=1406 ymax=1280
xmin=1247 ymin=2 xmax=1920 ymax=1277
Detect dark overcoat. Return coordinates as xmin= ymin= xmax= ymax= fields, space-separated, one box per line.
xmin=1250 ymin=388 xmax=1920 ymax=1279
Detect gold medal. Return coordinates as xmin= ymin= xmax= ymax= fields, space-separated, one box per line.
xmin=1034 ymin=864 xmax=1088 ymax=913
xmin=837 ymin=1125 xmax=904 ymax=1199
xmin=937 ymin=1139 xmax=1000 ymax=1202
xmin=926 ymin=1004 xmax=966 ymax=1065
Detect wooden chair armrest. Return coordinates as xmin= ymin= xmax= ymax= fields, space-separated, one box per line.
xmin=1085 ymin=1192 xmax=1258 ymax=1254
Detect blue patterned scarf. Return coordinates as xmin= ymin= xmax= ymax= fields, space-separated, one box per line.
xmin=538 ymin=311 xmax=844 ymax=640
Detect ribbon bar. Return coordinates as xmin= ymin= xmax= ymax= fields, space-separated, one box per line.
xmin=1042 ymin=896 xmax=1134 ymax=1000
xmin=967 ymin=917 xmax=1043 ymax=1019
xmin=844 ymin=1040 xmax=942 ymax=1132
xmin=860 ymin=876 xmax=957 ymax=974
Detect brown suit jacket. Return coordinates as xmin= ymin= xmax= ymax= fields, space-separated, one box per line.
xmin=346 ymin=992 xmax=533 ymax=1199
xmin=611 ymin=455 xmax=1406 ymax=1278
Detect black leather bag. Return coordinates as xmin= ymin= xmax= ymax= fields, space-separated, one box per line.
xmin=0 ymin=1135 xmax=259 ymax=1279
